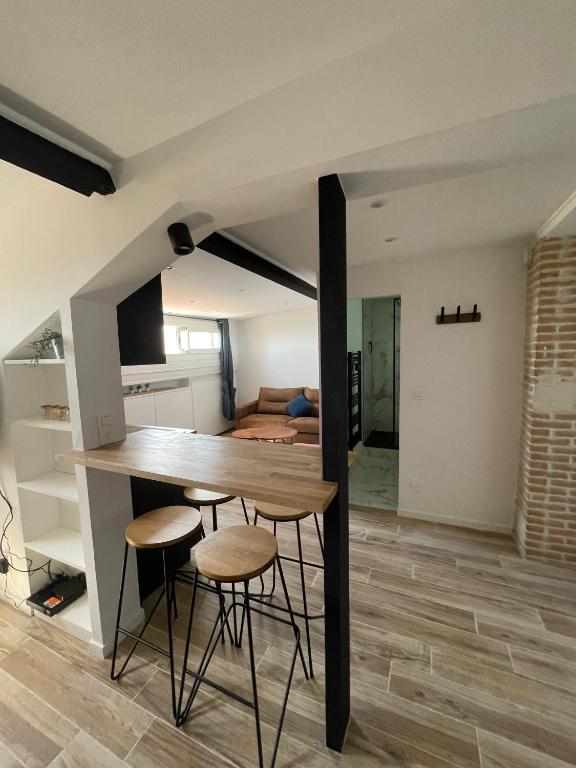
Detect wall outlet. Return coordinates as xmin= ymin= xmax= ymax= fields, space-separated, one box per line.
xmin=97 ymin=414 xmax=114 ymax=444
xmin=410 ymin=388 xmax=424 ymax=400
xmin=409 ymin=479 xmax=424 ymax=493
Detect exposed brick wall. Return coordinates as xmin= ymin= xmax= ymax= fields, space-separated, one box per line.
xmin=515 ymin=237 xmax=576 ymax=563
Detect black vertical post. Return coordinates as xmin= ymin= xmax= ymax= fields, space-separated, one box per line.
xmin=318 ymin=174 xmax=350 ymax=751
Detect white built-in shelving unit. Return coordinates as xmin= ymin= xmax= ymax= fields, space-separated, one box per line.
xmin=3 ymin=341 xmax=92 ymax=643
xmin=12 ymin=416 xmax=72 ymax=432
xmin=4 ymin=358 xmax=66 ymax=365
xmin=18 ymin=471 xmax=79 ymax=502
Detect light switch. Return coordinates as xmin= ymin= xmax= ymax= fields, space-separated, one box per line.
xmin=411 ymin=389 xmax=424 ymax=400
xmin=97 ymin=414 xmax=114 ymax=444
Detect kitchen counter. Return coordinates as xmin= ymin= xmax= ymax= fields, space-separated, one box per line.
xmin=58 ymin=428 xmax=338 ymax=513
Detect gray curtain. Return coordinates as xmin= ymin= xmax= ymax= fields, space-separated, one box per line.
xmin=217 ymin=319 xmax=236 ymax=420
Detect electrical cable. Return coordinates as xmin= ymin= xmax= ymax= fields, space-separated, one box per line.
xmin=0 ymin=488 xmax=29 ymax=607
xmin=0 ymin=487 xmax=54 ymax=574
xmin=1 ymin=485 xmax=68 ymax=606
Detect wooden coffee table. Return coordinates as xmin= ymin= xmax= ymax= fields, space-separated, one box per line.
xmin=230 ymin=429 xmax=255 ymax=440
xmin=232 ymin=426 xmax=298 ymax=443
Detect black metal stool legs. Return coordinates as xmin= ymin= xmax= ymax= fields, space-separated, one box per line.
xmin=177 ymin=557 xmax=306 ymax=768
xmin=111 ymin=544 xmax=167 ymax=681
xmin=241 ymin=497 xmax=250 ymax=524
xmin=111 ymin=544 xmax=180 ymax=719
xmin=295 ymin=520 xmax=314 ymax=678
xmin=176 ymin=568 xmax=199 ymax=721
xmin=250 ymin=512 xmax=325 ymax=678
xmin=244 ymin=584 xmax=264 ymax=768
xmin=110 ymin=543 xmax=129 ymax=681
xmin=163 ymin=550 xmax=178 ymax=719
xmin=275 ymin=557 xmax=309 ymax=682
xmin=252 ymin=513 xmax=277 ymax=599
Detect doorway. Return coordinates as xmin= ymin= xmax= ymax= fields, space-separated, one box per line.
xmin=363 ymin=296 xmax=400 ymax=449
xmin=348 ymin=295 xmax=400 ymax=510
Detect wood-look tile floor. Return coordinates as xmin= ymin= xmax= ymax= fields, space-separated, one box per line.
xmin=1 ymin=501 xmax=575 ymax=767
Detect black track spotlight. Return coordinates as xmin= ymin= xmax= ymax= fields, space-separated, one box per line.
xmin=167 ymin=222 xmax=195 ymax=256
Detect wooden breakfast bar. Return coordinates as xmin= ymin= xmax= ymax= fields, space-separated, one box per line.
xmin=59 ymin=427 xmax=346 ymax=756
xmin=59 ymin=427 xmax=337 ymax=512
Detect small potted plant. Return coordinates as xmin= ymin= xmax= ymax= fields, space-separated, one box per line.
xmin=29 ymin=328 xmax=64 ymax=364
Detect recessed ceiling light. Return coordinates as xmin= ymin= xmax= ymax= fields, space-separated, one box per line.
xmin=283 ymin=302 xmax=290 ymax=306
xmin=370 ymin=199 xmax=387 ymax=209
xmin=189 ymin=300 xmax=196 ymax=303
xmin=165 ymin=265 xmax=175 ymax=270
xmin=385 ymin=237 xmax=398 ymax=243
xmin=238 ymin=288 xmax=246 ymax=293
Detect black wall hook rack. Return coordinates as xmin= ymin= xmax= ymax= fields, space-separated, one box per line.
xmin=437 ymin=304 xmax=481 ymax=324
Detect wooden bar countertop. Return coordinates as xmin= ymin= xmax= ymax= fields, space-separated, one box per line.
xmin=58 ymin=428 xmax=338 ymax=514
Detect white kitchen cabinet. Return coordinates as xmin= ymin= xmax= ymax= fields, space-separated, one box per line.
xmin=192 ymin=378 xmax=231 ymax=435
xmin=124 ymin=393 xmax=157 ymax=426
xmin=155 ymin=388 xmax=195 ymax=428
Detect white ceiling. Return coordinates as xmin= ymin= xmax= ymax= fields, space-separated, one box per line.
xmin=161 ymin=246 xmax=314 ymax=319
xmin=346 ymin=153 xmax=576 ymax=265
xmin=0 ymin=0 xmax=452 ymax=158
xmin=228 ymin=97 xmax=576 ymax=273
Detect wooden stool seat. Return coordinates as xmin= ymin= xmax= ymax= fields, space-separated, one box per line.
xmin=125 ymin=506 xmax=203 ymax=549
xmin=183 ymin=487 xmax=235 ymax=506
xmin=194 ymin=525 xmax=278 ymax=583
xmin=254 ymin=501 xmax=311 ymax=522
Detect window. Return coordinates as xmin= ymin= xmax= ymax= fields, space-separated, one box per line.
xmin=163 ymin=316 xmax=220 ymax=356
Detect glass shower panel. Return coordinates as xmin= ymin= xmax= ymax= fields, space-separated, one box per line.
xmin=393 ymin=297 xmax=401 ymax=448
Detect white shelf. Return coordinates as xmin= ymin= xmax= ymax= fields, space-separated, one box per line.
xmin=13 ymin=417 xmax=72 ymax=432
xmin=25 ymin=526 xmax=84 ymax=570
xmin=34 ymin=592 xmax=92 ymax=643
xmin=4 ymin=358 xmax=65 ymax=365
xmin=18 ymin=471 xmax=78 ymax=503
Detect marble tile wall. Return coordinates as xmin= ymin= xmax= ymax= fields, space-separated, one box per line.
xmin=363 ymin=297 xmax=400 ymax=434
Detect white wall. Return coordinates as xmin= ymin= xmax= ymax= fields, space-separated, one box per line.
xmin=349 ymin=245 xmax=526 ymax=532
xmin=235 ymin=307 xmax=319 ymax=404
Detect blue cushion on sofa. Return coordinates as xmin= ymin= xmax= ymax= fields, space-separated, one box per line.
xmin=285 ymin=393 xmax=313 ymax=418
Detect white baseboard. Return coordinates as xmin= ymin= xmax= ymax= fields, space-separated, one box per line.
xmin=90 ymin=606 xmax=146 ymax=659
xmin=397 ymin=506 xmax=513 ymax=534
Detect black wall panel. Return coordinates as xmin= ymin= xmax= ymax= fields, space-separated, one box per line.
xmin=117 ymin=274 xmax=166 ymax=366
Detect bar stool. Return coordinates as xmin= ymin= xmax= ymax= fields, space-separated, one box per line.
xmin=182 ymin=486 xmax=250 ymax=532
xmin=177 ymin=525 xmax=307 ymax=768
xmin=110 ymin=505 xmax=203 ymax=720
xmin=253 ymin=502 xmax=324 ymax=678
xmin=183 ymin=486 xmax=266 ymax=610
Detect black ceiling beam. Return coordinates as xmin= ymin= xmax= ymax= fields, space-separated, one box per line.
xmin=198 ymin=232 xmax=317 ymax=300
xmin=0 ymin=115 xmax=116 ymax=196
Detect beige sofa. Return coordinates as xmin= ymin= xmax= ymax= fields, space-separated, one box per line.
xmin=235 ymin=386 xmax=320 ymax=444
